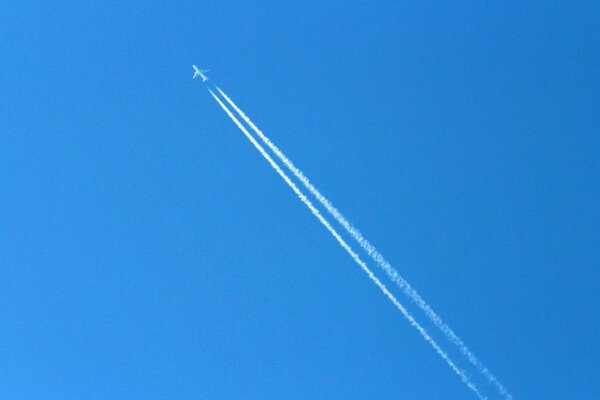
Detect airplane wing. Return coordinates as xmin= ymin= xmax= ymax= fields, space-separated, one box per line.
xmin=192 ymin=66 xmax=210 ymax=80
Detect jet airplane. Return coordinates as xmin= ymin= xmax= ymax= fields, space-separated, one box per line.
xmin=192 ymin=65 xmax=210 ymax=82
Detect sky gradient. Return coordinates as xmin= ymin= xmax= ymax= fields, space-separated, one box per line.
xmin=2 ymin=2 xmax=599 ymax=398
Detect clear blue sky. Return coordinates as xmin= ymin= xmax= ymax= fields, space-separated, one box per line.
xmin=2 ymin=2 xmax=599 ymax=399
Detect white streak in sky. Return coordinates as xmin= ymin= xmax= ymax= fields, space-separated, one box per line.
xmin=215 ymin=86 xmax=511 ymax=400
xmin=208 ymin=88 xmax=486 ymax=400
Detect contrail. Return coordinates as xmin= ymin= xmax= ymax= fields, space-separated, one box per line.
xmin=208 ymin=88 xmax=486 ymax=400
xmin=215 ymin=86 xmax=511 ymax=400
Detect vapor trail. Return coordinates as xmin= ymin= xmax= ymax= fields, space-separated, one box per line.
xmin=208 ymin=88 xmax=486 ymax=400
xmin=215 ymin=86 xmax=511 ymax=400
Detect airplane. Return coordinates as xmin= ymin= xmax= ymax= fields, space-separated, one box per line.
xmin=192 ymin=65 xmax=210 ymax=82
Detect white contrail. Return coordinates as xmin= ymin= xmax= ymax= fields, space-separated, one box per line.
xmin=215 ymin=86 xmax=511 ymax=400
xmin=208 ymin=88 xmax=486 ymax=400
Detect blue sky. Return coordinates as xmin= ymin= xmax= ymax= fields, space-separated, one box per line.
xmin=2 ymin=2 xmax=599 ymax=398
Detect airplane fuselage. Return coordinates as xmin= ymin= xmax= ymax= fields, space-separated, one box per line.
xmin=192 ymin=65 xmax=209 ymax=82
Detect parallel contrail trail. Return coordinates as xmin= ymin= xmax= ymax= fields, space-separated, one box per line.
xmin=208 ymin=88 xmax=486 ymax=400
xmin=215 ymin=86 xmax=512 ymax=400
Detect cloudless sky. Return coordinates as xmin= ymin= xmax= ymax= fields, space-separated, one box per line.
xmin=2 ymin=2 xmax=599 ymax=398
